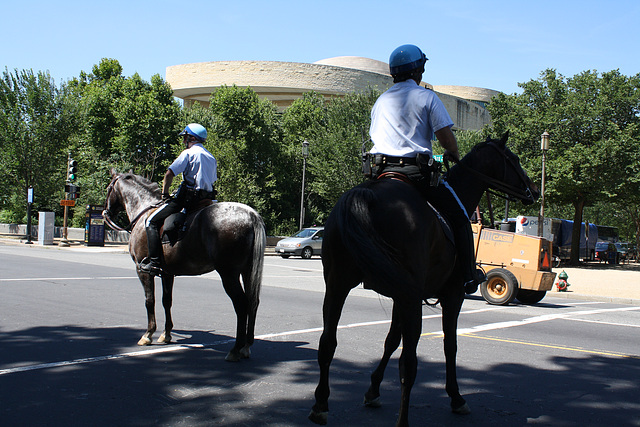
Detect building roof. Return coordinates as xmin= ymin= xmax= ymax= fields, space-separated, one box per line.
xmin=166 ymin=56 xmax=499 ymax=130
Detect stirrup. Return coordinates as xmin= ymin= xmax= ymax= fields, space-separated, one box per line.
xmin=139 ymin=258 xmax=164 ymax=276
xmin=464 ymin=268 xmax=486 ymax=295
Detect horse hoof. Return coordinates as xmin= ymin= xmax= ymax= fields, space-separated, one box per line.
xmin=225 ymin=346 xmax=251 ymax=362
xmin=137 ymin=336 xmax=152 ymax=346
xmin=240 ymin=346 xmax=251 ymax=359
xmin=363 ymin=395 xmax=381 ymax=408
xmin=157 ymin=333 xmax=171 ymax=344
xmin=225 ymin=352 xmax=239 ymax=362
xmin=308 ymin=409 xmax=328 ymax=425
xmin=452 ymin=402 xmax=471 ymax=415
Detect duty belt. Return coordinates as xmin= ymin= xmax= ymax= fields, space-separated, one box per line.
xmin=374 ymin=155 xmax=418 ymax=166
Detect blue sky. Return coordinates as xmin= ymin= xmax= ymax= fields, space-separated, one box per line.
xmin=2 ymin=0 xmax=638 ymax=95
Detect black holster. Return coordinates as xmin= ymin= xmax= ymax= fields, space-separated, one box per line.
xmin=416 ymin=153 xmax=442 ymax=187
xmin=362 ymin=152 xmax=373 ymax=178
xmin=173 ymin=182 xmax=216 ymax=207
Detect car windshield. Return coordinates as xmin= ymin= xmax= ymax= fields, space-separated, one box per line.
xmin=294 ymin=229 xmax=317 ymax=238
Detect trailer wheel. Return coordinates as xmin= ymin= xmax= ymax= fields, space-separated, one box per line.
xmin=480 ymin=268 xmax=518 ymax=305
xmin=516 ymin=289 xmax=546 ymax=305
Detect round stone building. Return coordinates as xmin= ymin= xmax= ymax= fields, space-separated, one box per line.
xmin=166 ymin=56 xmax=500 ymax=131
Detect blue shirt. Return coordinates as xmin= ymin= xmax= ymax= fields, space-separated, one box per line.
xmin=168 ymin=143 xmax=217 ymax=192
xmin=370 ymin=80 xmax=453 ymax=157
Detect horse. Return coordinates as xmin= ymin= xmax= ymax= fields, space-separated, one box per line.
xmin=102 ymin=169 xmax=266 ymax=362
xmin=309 ymin=134 xmax=539 ymax=426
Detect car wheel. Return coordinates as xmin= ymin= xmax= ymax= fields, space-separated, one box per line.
xmin=301 ymin=247 xmax=313 ymax=259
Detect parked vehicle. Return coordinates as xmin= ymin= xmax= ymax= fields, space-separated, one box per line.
xmin=595 ymin=241 xmax=618 ymax=264
xmin=515 ymin=216 xmax=618 ymax=262
xmin=473 ymin=223 xmax=556 ymax=305
xmin=615 ymin=242 xmax=630 ymax=262
xmin=275 ymin=227 xmax=324 ymax=259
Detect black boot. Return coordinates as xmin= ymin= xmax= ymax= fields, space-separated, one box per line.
xmin=452 ymin=221 xmax=485 ymax=294
xmin=141 ymin=224 xmax=165 ymax=276
xmin=464 ymin=267 xmax=486 ymax=294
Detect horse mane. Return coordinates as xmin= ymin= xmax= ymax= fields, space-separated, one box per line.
xmin=122 ymin=173 xmax=162 ymax=197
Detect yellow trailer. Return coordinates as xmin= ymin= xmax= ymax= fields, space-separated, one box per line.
xmin=472 ymin=223 xmax=556 ymax=305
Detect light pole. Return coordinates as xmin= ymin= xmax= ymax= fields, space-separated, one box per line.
xmin=299 ymin=140 xmax=309 ymax=231
xmin=538 ymin=131 xmax=550 ymax=237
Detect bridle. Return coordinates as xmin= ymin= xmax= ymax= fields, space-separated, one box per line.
xmin=445 ymin=141 xmax=536 ymax=204
xmin=102 ymin=175 xmax=159 ymax=233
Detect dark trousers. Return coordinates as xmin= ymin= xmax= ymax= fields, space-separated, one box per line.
xmin=144 ymin=199 xmax=184 ymax=260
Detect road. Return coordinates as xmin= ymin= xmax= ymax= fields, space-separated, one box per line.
xmin=1 ymin=243 xmax=639 ymax=426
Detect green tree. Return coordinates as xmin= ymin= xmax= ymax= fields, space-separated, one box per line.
xmin=282 ymin=89 xmax=380 ymax=228
xmin=0 ymin=68 xmax=73 ymax=222
xmin=488 ymin=69 xmax=640 ymax=263
xmin=206 ymin=85 xmax=287 ymax=234
xmin=64 ymin=59 xmax=182 ymax=226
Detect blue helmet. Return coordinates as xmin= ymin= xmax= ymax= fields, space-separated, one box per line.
xmin=179 ymin=123 xmax=207 ymax=142
xmin=389 ymin=44 xmax=428 ymax=76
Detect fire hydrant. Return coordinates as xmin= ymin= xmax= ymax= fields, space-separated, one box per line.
xmin=557 ymin=270 xmax=570 ymax=292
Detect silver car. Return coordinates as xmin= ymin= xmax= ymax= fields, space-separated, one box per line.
xmin=275 ymin=227 xmax=324 ymax=259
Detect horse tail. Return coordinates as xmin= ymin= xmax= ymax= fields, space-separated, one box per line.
xmin=334 ymin=184 xmax=413 ymax=297
xmin=246 ymin=210 xmax=266 ymax=312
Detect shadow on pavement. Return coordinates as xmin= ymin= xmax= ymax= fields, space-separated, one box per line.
xmin=1 ymin=324 xmax=639 ymax=426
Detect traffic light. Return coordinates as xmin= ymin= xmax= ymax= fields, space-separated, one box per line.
xmin=65 ymin=183 xmax=80 ymax=197
xmin=68 ymin=159 xmax=78 ymax=181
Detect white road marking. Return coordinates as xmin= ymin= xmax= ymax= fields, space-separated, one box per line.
xmin=1 ymin=303 xmax=637 ymax=377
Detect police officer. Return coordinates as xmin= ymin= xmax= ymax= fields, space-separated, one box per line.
xmin=140 ymin=123 xmax=217 ymax=276
xmin=369 ymin=44 xmax=484 ymax=292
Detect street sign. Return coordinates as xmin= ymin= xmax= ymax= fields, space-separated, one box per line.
xmin=60 ymin=199 xmax=76 ymax=207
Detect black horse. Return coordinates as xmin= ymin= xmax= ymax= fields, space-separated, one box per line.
xmin=103 ymin=170 xmax=266 ymax=362
xmin=309 ymin=134 xmax=539 ymax=426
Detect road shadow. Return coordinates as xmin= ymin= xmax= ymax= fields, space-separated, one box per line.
xmin=0 ymin=325 xmax=638 ymax=426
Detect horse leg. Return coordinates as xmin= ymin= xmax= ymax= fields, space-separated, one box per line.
xmin=137 ymin=273 xmax=156 ymax=346
xmin=394 ymin=299 xmax=422 ymax=427
xmin=219 ymin=269 xmax=250 ymax=362
xmin=364 ymin=302 xmax=402 ymax=408
xmin=309 ymin=283 xmax=351 ymax=425
xmin=241 ymin=270 xmax=260 ymax=353
xmin=157 ymin=274 xmax=175 ymax=344
xmin=440 ymin=287 xmax=470 ymax=415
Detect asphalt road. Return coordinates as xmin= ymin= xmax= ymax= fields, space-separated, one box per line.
xmin=1 ymin=243 xmax=639 ymax=426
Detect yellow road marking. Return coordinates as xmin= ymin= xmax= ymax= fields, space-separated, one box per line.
xmin=459 ymin=333 xmax=639 ymax=359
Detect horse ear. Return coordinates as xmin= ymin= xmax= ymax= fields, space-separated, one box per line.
xmin=110 ymin=168 xmax=118 ymax=177
xmin=498 ymin=131 xmax=509 ymax=147
xmin=128 ymin=169 xmax=134 ymax=174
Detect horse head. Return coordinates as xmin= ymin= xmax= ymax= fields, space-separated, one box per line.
xmin=461 ymin=132 xmax=539 ymax=205
xmin=103 ymin=169 xmax=161 ymax=232
xmin=103 ymin=169 xmax=125 ymax=220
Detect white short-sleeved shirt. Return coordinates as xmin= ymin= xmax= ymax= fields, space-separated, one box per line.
xmin=168 ymin=143 xmax=217 ymax=192
xmin=370 ymin=79 xmax=453 ymax=157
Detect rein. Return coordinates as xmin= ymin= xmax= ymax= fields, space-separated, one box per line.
xmin=103 ymin=175 xmax=161 ymax=234
xmin=445 ymin=141 xmax=535 ymax=204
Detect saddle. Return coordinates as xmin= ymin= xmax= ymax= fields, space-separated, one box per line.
xmin=376 ymin=172 xmax=455 ymax=245
xmin=161 ymin=199 xmax=214 ymax=245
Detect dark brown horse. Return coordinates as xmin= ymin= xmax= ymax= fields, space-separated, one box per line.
xmin=103 ymin=170 xmax=265 ymax=362
xmin=309 ymin=134 xmax=538 ymax=426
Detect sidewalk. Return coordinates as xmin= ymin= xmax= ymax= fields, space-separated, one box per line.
xmin=549 ymin=262 xmax=640 ymax=305
xmin=2 ymin=237 xmax=639 ymax=305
